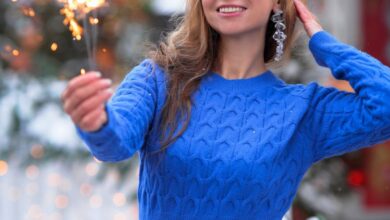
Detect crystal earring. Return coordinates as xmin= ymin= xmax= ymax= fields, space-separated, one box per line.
xmin=271 ymin=9 xmax=286 ymax=62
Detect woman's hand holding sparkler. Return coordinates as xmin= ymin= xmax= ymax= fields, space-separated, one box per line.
xmin=61 ymin=72 xmax=113 ymax=132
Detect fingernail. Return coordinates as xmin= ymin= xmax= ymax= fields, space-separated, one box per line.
xmin=106 ymin=88 xmax=114 ymax=94
xmin=94 ymin=72 xmax=102 ymax=77
xmin=102 ymin=79 xmax=112 ymax=85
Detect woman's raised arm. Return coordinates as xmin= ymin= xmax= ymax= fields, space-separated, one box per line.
xmin=303 ymin=31 xmax=390 ymax=163
xmin=294 ymin=0 xmax=390 ymax=163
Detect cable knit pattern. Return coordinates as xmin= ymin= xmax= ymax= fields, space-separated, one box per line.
xmin=75 ymin=31 xmax=390 ymax=220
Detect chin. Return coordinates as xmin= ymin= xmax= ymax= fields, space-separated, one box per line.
xmin=213 ymin=25 xmax=261 ymax=38
xmin=216 ymin=29 xmax=246 ymax=37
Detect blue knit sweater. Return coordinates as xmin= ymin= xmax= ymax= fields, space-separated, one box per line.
xmin=76 ymin=31 xmax=390 ymax=219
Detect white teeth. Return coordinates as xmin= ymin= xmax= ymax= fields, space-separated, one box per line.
xmin=218 ymin=7 xmax=245 ymax=13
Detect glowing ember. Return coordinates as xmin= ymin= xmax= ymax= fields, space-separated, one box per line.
xmin=21 ymin=7 xmax=36 ymax=17
xmin=12 ymin=49 xmax=20 ymax=56
xmin=89 ymin=17 xmax=99 ymax=25
xmin=50 ymin=42 xmax=59 ymax=52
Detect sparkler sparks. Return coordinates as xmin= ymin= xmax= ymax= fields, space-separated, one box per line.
xmin=59 ymin=0 xmax=106 ymax=18
xmin=60 ymin=7 xmax=83 ymax=40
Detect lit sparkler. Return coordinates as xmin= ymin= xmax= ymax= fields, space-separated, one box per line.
xmin=58 ymin=0 xmax=107 ymax=70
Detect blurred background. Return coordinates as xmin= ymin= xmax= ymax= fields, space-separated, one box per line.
xmin=0 ymin=0 xmax=389 ymax=219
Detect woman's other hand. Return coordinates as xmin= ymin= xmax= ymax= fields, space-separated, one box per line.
xmin=293 ymin=0 xmax=323 ymax=37
xmin=61 ymin=72 xmax=113 ymax=132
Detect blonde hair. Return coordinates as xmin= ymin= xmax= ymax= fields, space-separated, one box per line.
xmin=149 ymin=0 xmax=305 ymax=152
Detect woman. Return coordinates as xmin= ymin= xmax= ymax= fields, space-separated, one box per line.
xmin=61 ymin=0 xmax=390 ymax=219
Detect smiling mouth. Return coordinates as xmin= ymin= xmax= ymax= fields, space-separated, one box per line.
xmin=217 ymin=6 xmax=247 ymax=13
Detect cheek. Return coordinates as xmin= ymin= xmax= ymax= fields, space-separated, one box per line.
xmin=201 ymin=0 xmax=214 ymax=21
xmin=252 ymin=12 xmax=271 ymax=27
xmin=242 ymin=8 xmax=272 ymax=32
xmin=251 ymin=4 xmax=273 ymax=26
xmin=201 ymin=0 xmax=214 ymax=13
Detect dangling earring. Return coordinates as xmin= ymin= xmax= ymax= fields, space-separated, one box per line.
xmin=272 ymin=9 xmax=286 ymax=62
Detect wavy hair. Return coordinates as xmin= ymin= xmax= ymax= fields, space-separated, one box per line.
xmin=149 ymin=0 xmax=305 ymax=152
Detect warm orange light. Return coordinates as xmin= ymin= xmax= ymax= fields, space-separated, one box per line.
xmin=22 ymin=8 xmax=36 ymax=17
xmin=59 ymin=0 xmax=106 ymax=40
xmin=12 ymin=49 xmax=20 ymax=56
xmin=50 ymin=43 xmax=58 ymax=52
xmin=60 ymin=7 xmax=83 ymax=41
xmin=0 ymin=160 xmax=8 ymax=176
xmin=80 ymin=68 xmax=86 ymax=75
xmin=89 ymin=17 xmax=99 ymax=25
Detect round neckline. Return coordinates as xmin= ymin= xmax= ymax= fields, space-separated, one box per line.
xmin=201 ymin=70 xmax=283 ymax=92
xmin=210 ymin=70 xmax=272 ymax=80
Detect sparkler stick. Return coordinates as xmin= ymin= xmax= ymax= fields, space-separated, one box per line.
xmin=82 ymin=16 xmax=95 ymax=69
xmin=92 ymin=11 xmax=98 ymax=68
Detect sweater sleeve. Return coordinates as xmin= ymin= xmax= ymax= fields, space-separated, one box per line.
xmin=75 ymin=59 xmax=158 ymax=162
xmin=303 ymin=31 xmax=390 ymax=163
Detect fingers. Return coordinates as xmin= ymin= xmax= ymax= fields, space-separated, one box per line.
xmin=61 ymin=70 xmax=114 ymax=132
xmin=78 ymin=105 xmax=108 ymax=132
xmin=61 ymin=72 xmax=102 ymax=103
xmin=71 ymin=88 xmax=113 ymax=123
xmin=63 ymin=78 xmax=112 ymax=113
xmin=294 ymin=0 xmax=313 ymax=23
xmin=293 ymin=0 xmax=323 ymax=37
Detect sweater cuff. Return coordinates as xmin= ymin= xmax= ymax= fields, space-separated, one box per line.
xmin=308 ymin=30 xmax=339 ymax=67
xmin=75 ymin=103 xmax=117 ymax=146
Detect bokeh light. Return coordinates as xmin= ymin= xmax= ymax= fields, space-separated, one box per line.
xmin=0 ymin=160 xmax=8 ymax=176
